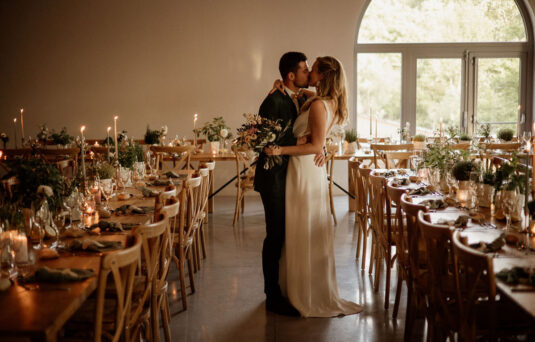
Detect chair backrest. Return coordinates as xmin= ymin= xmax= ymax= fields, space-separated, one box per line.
xmin=184 ymin=138 xmax=206 ymax=151
xmin=452 ymin=230 xmax=497 ymax=342
xmin=371 ymin=143 xmax=414 ymax=168
xmin=400 ymin=193 xmax=427 ymax=282
xmin=180 ymin=176 xmax=203 ymax=248
xmin=418 ymin=211 xmax=457 ymax=335
xmin=128 ymin=214 xmax=168 ymax=333
xmin=160 ymin=186 xmax=177 ymax=202
xmin=384 ymin=151 xmax=414 ymax=169
xmin=38 ymin=147 xmax=81 ymax=162
xmin=56 ymin=159 xmax=77 ymax=178
xmin=386 ymin=182 xmax=409 ymax=265
xmin=149 ymin=145 xmax=195 ymax=172
xmin=232 ymin=145 xmax=256 ymax=189
xmin=198 ymin=167 xmax=210 ymax=215
xmin=484 ymin=142 xmax=521 ymax=151
xmin=348 ymin=158 xmax=360 ymax=210
xmin=358 ymin=165 xmax=372 ymax=215
xmin=451 ymin=142 xmax=471 ymax=151
xmin=95 ymin=234 xmax=141 ymax=342
xmin=368 ymin=174 xmax=391 ymax=248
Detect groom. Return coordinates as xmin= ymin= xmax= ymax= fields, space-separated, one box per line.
xmin=254 ymin=52 xmax=311 ymax=316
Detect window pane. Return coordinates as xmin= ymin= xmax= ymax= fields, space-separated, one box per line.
xmin=357 ymin=53 xmax=401 ymax=138
xmin=359 ymin=0 xmax=526 ymax=43
xmin=416 ymin=59 xmax=462 ymax=134
xmin=476 ymin=58 xmax=520 ymax=134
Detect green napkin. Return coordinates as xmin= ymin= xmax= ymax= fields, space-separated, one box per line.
xmin=496 ymin=267 xmax=535 ymax=286
xmin=409 ymin=187 xmax=432 ymax=196
xmin=22 ymin=266 xmax=95 ymax=283
xmin=68 ymin=239 xmax=123 ymax=252
xmin=114 ymin=204 xmax=154 ymax=215
xmin=454 ymin=215 xmax=470 ymax=228
xmin=150 ymin=179 xmax=172 ymax=186
xmin=164 ymin=171 xmax=180 ymax=179
xmin=469 ymin=234 xmax=505 ymax=253
xmin=420 ymin=199 xmax=448 ymax=209
xmin=136 ymin=186 xmax=158 ymax=197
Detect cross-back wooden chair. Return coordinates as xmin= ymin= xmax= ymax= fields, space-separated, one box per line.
xmin=325 ymin=152 xmax=337 ymax=225
xmin=202 ymin=161 xmax=216 ymax=221
xmin=479 ymin=142 xmax=522 ymax=169
xmin=38 ymin=147 xmax=81 ymax=163
xmin=386 ymin=181 xmax=409 ymax=320
xmin=232 ymin=145 xmax=256 ymax=225
xmin=172 ymin=176 xmax=202 ymax=310
xmin=451 ymin=142 xmax=471 ymax=151
xmin=368 ymin=173 xmax=395 ymax=309
xmin=56 ymin=159 xmax=77 ymax=178
xmin=417 ymin=211 xmax=458 ymax=341
xmin=358 ymin=165 xmax=373 ymax=271
xmin=370 ymin=143 xmax=414 ymax=168
xmin=159 ymin=186 xmax=177 ymax=202
xmin=198 ymin=167 xmax=210 ymax=260
xmin=149 ymin=145 xmax=195 ymax=173
xmin=399 ymin=194 xmax=429 ymax=341
xmin=95 ymin=234 xmax=142 ymax=342
xmin=452 ymin=231 xmax=532 ymax=342
xmin=184 ymin=138 xmax=206 ymax=152
xmin=384 ymin=151 xmax=414 ymax=169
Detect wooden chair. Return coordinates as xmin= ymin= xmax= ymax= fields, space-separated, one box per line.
xmin=368 ymin=173 xmax=395 ymax=309
xmin=325 ymin=152 xmax=337 ymax=225
xmin=130 ymin=213 xmax=170 ymax=342
xmin=417 ymin=211 xmax=458 ymax=341
xmin=173 ymin=176 xmax=202 ymax=310
xmin=38 ymin=147 xmax=81 ymax=163
xmin=451 ymin=142 xmax=471 ymax=150
xmin=452 ymin=231 xmax=533 ymax=342
xmin=399 ymin=194 xmax=429 ymax=341
xmin=384 ymin=151 xmax=414 ymax=169
xmin=385 ymin=181 xmax=409 ymax=320
xmin=232 ymin=145 xmax=256 ymax=225
xmin=358 ymin=165 xmax=373 ymax=271
xmin=184 ymin=138 xmax=206 ymax=151
xmin=160 ymin=186 xmax=177 ymax=202
xmin=198 ymin=167 xmax=210 ymax=260
xmin=1 ymin=176 xmax=19 ymax=202
xmin=149 ymin=145 xmax=195 ymax=172
xmin=479 ymin=142 xmax=522 ymax=169
xmin=370 ymin=143 xmax=414 ymax=168
xmin=56 ymin=159 xmax=77 ymax=178
xmin=202 ymin=161 xmax=216 ymax=221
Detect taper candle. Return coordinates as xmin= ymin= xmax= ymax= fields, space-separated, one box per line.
xmin=113 ymin=116 xmax=119 ymax=161
xmin=13 ymin=118 xmax=18 ymax=148
xmin=81 ymin=126 xmax=86 ymax=181
xmin=369 ymin=108 xmax=372 ymax=137
xmin=193 ymin=113 xmax=198 ymax=148
xmin=107 ymin=126 xmax=111 ymax=162
xmin=20 ymin=108 xmax=24 ymax=142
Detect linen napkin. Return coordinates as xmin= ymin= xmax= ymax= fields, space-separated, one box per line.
xmin=114 ymin=204 xmax=154 ymax=215
xmin=67 ymin=239 xmax=123 ymax=252
xmin=408 ymin=187 xmax=432 ymax=196
xmin=420 ymin=199 xmax=448 ymax=209
xmin=150 ymin=179 xmax=172 ymax=186
xmin=469 ymin=234 xmax=505 ymax=253
xmin=496 ymin=267 xmax=535 ymax=287
xmin=164 ymin=171 xmax=180 ymax=179
xmin=21 ymin=266 xmax=95 ymax=283
xmin=136 ymin=186 xmax=159 ymax=197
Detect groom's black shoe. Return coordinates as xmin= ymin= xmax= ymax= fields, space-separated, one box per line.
xmin=266 ymin=297 xmax=300 ymax=317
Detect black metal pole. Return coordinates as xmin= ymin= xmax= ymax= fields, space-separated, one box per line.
xmin=209 ymin=161 xmax=257 ymax=199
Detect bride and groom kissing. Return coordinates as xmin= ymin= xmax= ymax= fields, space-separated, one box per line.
xmin=253 ymin=52 xmax=363 ymax=317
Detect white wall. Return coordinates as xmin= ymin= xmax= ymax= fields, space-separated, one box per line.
xmin=0 ymin=0 xmax=365 ymax=195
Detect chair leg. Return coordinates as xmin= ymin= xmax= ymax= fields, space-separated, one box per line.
xmin=233 ymin=189 xmax=241 ymax=225
xmin=384 ymin=250 xmax=392 ymax=309
xmin=200 ymin=225 xmax=207 ymax=259
xmin=175 ymin=254 xmax=188 ymax=311
xmin=404 ymin=281 xmax=415 ymax=341
xmin=241 ymin=195 xmax=245 ymax=213
xmin=361 ymin=228 xmax=368 ymax=270
xmin=374 ymin=248 xmax=382 ymax=293
xmin=355 ymin=220 xmax=362 ymax=260
xmin=329 ymin=184 xmax=337 ymax=225
xmin=196 ymin=230 xmax=202 ymax=269
xmin=369 ymin=236 xmax=376 ymax=275
xmin=151 ymin=290 xmax=160 ymax=342
xmin=393 ymin=269 xmax=403 ymax=319
xmin=187 ymin=250 xmax=196 ymax=293
xmin=161 ymin=294 xmax=172 ymax=342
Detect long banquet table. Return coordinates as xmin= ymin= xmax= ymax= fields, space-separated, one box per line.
xmin=0 ymin=183 xmax=167 ymax=341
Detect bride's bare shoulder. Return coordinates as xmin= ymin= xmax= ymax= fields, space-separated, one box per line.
xmin=309 ymin=99 xmax=328 ymax=117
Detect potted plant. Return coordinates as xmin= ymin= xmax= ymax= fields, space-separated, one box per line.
xmin=451 ymin=160 xmax=477 ymax=189
xmin=144 ymin=125 xmax=167 ymax=145
xmin=458 ymin=133 xmax=471 ymax=142
xmin=497 ymin=127 xmax=515 ymax=142
xmin=344 ymin=128 xmax=359 ymax=154
xmin=493 ymin=154 xmax=527 ymax=225
xmin=50 ymin=127 xmax=74 ymax=147
xmin=478 ymin=123 xmax=491 ymax=142
xmin=196 ymin=117 xmax=232 ymax=154
xmin=422 ymin=139 xmax=463 ymax=193
xmin=412 ymin=134 xmax=426 ymax=150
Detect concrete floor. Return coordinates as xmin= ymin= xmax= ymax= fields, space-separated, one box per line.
xmin=165 ymin=196 xmax=409 ymax=342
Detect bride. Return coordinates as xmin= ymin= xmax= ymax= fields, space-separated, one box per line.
xmin=265 ymin=56 xmax=363 ymax=317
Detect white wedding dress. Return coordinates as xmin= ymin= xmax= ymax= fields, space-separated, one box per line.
xmin=279 ymin=100 xmax=363 ymax=317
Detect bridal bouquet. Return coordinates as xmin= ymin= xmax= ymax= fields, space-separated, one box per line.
xmin=235 ymin=113 xmax=290 ymax=170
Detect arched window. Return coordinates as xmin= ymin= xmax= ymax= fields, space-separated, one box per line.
xmin=355 ymin=0 xmax=532 ymax=138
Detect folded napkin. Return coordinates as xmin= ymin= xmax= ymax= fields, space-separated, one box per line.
xmin=114 ymin=204 xmax=154 ymax=215
xmin=408 ymin=187 xmax=432 ymax=196
xmin=164 ymin=171 xmax=180 ymax=179
xmin=67 ymin=239 xmax=123 ymax=252
xmin=392 ymin=178 xmax=410 ymax=186
xmin=61 ymin=228 xmax=85 ymax=238
xmin=150 ymin=179 xmax=172 ymax=186
xmin=21 ymin=266 xmax=95 ymax=283
xmin=454 ymin=215 xmax=470 ymax=228
xmin=469 ymin=234 xmax=505 ymax=253
xmin=136 ymin=186 xmax=158 ymax=198
xmin=496 ymin=267 xmax=535 ymax=286
xmin=420 ymin=199 xmax=447 ymax=209
xmin=89 ymin=220 xmax=138 ymax=232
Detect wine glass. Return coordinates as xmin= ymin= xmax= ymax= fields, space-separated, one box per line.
xmin=100 ymin=179 xmax=115 ymax=209
xmin=119 ymin=167 xmax=131 ymax=189
xmin=63 ymin=191 xmax=78 ymax=229
xmin=502 ymin=186 xmax=518 ymax=231
xmin=522 ymin=131 xmax=532 ymax=151
xmin=469 ymin=171 xmax=481 ymax=208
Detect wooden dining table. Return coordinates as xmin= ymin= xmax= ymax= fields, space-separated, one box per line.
xmin=388 ymin=175 xmax=535 ymax=320
xmin=0 ymin=182 xmax=169 ymax=341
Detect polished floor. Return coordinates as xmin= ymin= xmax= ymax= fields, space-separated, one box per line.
xmin=166 ymin=196 xmax=408 ymax=342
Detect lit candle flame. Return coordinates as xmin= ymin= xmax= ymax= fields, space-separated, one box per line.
xmin=114 ymin=115 xmax=118 ymax=120
xmin=107 ymin=126 xmax=111 ymax=133
xmin=81 ymin=125 xmax=86 ymax=134
xmin=13 ymin=118 xmax=16 ymax=123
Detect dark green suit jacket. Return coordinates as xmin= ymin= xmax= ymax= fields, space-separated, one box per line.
xmin=254 ymin=90 xmax=306 ymax=195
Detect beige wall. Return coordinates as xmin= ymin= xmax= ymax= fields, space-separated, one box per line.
xmin=2 ymin=0 xmax=534 ymax=197
xmin=0 ymin=0 xmax=365 ymax=196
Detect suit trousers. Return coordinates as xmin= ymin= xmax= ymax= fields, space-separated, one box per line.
xmin=260 ymin=189 xmax=286 ymax=300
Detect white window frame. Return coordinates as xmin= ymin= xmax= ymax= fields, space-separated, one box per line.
xmin=354 ymin=0 xmax=534 ymax=136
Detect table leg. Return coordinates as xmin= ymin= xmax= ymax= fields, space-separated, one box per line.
xmin=208 ymin=169 xmax=214 ymax=213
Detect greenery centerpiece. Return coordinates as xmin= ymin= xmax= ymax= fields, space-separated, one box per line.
xmin=412 ymin=134 xmax=426 ymax=150
xmin=493 ymin=153 xmax=528 ymax=224
xmin=36 ymin=124 xmax=50 ymax=146
xmin=144 ymin=125 xmax=167 ymax=145
xmin=118 ymin=141 xmax=144 ymax=170
xmin=50 ymin=127 xmax=74 ymax=147
xmin=459 ymin=133 xmax=471 ymax=141
xmin=497 ymin=127 xmax=515 ymax=142
xmin=344 ymin=128 xmax=359 ymax=153
xmin=195 ymin=117 xmax=232 ymax=153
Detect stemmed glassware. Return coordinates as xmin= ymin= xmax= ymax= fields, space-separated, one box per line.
xmin=522 ymin=131 xmax=532 ymax=151
xmin=100 ymin=179 xmax=115 ymax=210
xmin=502 ymin=185 xmax=518 ymax=232
xmin=469 ymin=170 xmax=481 ymax=209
